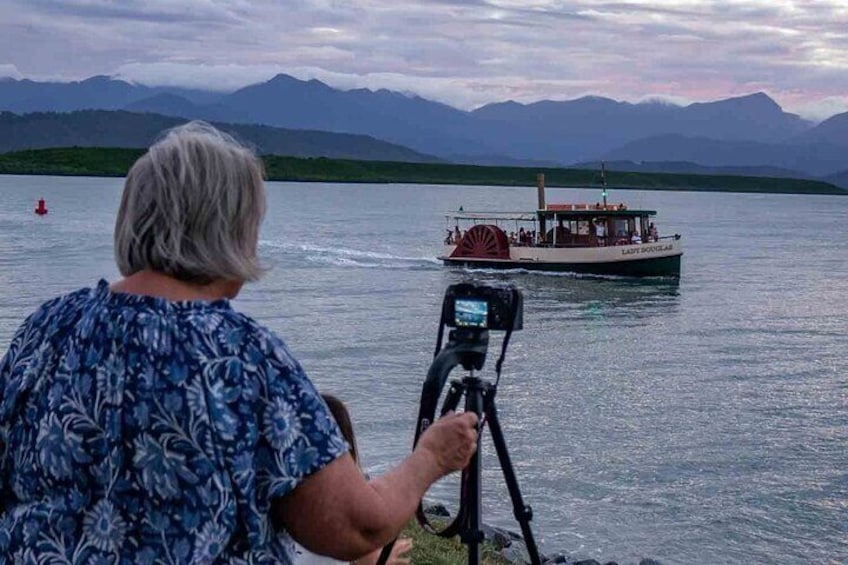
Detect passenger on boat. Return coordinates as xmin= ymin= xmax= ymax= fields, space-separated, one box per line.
xmin=649 ymin=223 xmax=659 ymax=242
xmin=0 ymin=121 xmax=479 ymax=563
xmin=518 ymin=227 xmax=526 ymax=246
xmin=595 ymin=219 xmax=607 ymax=246
xmin=445 ymin=230 xmax=454 ymax=245
xmin=631 ymin=230 xmax=642 ymax=244
xmin=454 ymin=225 xmax=461 ymax=243
xmin=509 ymin=231 xmax=517 ymax=244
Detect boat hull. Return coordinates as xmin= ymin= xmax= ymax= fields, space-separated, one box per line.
xmin=440 ymin=240 xmax=683 ymax=278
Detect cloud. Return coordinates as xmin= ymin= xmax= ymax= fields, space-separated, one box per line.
xmin=1 ymin=0 xmax=848 ymax=120
xmin=115 ymin=62 xmax=282 ymax=92
xmin=0 ymin=64 xmax=22 ymax=79
xmin=23 ymin=0 xmax=243 ymax=24
xmin=785 ymin=96 xmax=848 ymax=122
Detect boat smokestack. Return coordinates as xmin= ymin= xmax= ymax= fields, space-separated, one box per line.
xmin=536 ymin=173 xmax=546 ymax=210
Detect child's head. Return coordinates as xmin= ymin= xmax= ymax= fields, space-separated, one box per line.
xmin=322 ymin=394 xmax=359 ymax=464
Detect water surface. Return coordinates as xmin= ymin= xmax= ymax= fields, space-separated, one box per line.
xmin=0 ymin=175 xmax=845 ymax=564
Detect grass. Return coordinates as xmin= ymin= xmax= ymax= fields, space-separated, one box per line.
xmin=399 ymin=520 xmax=511 ymax=565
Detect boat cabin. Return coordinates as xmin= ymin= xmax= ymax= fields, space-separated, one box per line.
xmin=538 ymin=203 xmax=660 ymax=247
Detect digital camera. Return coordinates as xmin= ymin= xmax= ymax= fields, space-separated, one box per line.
xmin=441 ymin=282 xmax=523 ymax=331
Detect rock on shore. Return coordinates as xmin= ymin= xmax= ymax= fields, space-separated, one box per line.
xmin=422 ymin=503 xmax=663 ymax=565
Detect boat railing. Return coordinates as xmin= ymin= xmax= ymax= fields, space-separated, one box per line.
xmin=546 ymin=203 xmax=627 ymax=212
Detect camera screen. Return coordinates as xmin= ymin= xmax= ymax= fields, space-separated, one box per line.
xmin=454 ymin=298 xmax=488 ymax=328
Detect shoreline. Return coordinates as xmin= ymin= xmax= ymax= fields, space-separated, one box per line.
xmin=0 ymin=147 xmax=845 ymax=196
xmin=418 ymin=502 xmax=663 ymax=565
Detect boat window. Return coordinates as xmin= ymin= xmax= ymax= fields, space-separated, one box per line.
xmin=613 ymin=218 xmax=628 ymax=237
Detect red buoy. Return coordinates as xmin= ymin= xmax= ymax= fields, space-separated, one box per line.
xmin=35 ymin=198 xmax=48 ymax=216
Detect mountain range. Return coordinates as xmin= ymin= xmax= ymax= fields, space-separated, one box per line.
xmin=0 ymin=74 xmax=847 ymax=183
xmin=0 ymin=110 xmax=438 ymax=162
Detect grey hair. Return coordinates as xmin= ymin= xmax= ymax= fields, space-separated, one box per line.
xmin=115 ymin=121 xmax=266 ymax=284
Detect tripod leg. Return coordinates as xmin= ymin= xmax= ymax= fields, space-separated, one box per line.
xmin=484 ymin=391 xmax=543 ymax=565
xmin=463 ymin=380 xmax=484 ymax=565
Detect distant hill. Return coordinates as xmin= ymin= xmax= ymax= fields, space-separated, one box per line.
xmin=206 ymin=74 xmax=496 ymax=158
xmin=0 ymin=110 xmax=440 ymax=162
xmin=1 ymin=75 xmax=847 ymax=175
xmin=601 ymin=134 xmax=847 ymax=177
xmin=824 ymin=168 xmax=848 ymax=189
xmin=677 ymin=92 xmax=808 ymax=141
xmin=124 ymin=93 xmax=205 ymax=118
xmin=104 ymin=74 xmax=495 ymax=158
xmin=470 ymin=92 xmax=810 ymax=163
xmin=206 ymin=84 xmax=812 ymax=164
xmin=0 ymin=76 xmax=145 ymax=113
xmin=792 ymin=111 xmax=848 ymax=147
xmin=448 ymin=153 xmax=563 ymax=168
xmin=0 ymin=76 xmax=223 ymax=113
xmin=574 ymin=160 xmax=811 ymax=179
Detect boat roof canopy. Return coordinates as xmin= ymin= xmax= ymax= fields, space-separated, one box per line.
xmin=446 ymin=212 xmax=538 ymax=221
xmin=447 ymin=209 xmax=657 ymax=221
xmin=538 ymin=207 xmax=656 ymax=218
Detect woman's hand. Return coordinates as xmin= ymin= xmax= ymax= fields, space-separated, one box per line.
xmin=416 ymin=411 xmax=479 ymax=476
xmin=385 ymin=537 xmax=413 ymax=565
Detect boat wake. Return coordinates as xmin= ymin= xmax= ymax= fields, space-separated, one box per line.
xmin=260 ymin=241 xmax=441 ymax=270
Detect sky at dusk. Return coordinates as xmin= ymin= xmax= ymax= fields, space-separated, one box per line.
xmin=1 ymin=0 xmax=847 ymax=120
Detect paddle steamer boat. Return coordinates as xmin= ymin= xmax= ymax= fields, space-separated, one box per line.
xmin=439 ymin=174 xmax=682 ymax=278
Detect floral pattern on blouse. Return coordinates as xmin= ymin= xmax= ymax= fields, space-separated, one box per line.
xmin=0 ymin=280 xmax=347 ymax=564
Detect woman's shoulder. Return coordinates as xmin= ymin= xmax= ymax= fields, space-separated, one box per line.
xmin=0 ymin=283 xmax=111 ymax=383
xmin=15 ymin=282 xmax=105 ymax=336
xmin=34 ymin=282 xmax=101 ymax=315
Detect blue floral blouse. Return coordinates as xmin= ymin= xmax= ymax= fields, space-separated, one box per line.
xmin=0 ymin=280 xmax=347 ymax=564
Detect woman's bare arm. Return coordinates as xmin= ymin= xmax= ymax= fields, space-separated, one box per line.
xmin=274 ymin=411 xmax=477 ymax=561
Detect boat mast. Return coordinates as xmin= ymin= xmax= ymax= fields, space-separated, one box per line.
xmin=601 ymin=161 xmax=608 ymax=208
xmin=536 ymin=172 xmax=546 ymax=242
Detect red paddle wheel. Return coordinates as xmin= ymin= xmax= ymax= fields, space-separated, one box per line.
xmin=450 ymin=224 xmax=511 ymax=260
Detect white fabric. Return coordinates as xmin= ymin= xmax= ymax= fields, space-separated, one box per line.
xmin=295 ymin=544 xmax=347 ymax=565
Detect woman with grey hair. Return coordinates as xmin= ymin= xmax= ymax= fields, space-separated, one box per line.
xmin=0 ymin=122 xmax=478 ymax=563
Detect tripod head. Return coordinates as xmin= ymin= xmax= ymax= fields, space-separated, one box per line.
xmin=416 ymin=282 xmax=521 ymax=446
xmin=415 ymin=326 xmax=487 ymax=447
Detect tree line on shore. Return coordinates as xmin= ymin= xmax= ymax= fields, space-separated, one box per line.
xmin=0 ymin=146 xmax=845 ymax=196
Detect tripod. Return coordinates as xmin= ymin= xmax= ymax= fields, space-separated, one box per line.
xmin=414 ymin=327 xmax=542 ymax=565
